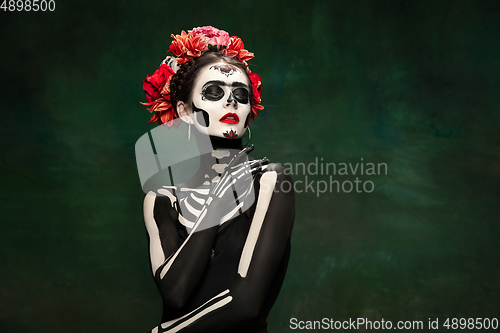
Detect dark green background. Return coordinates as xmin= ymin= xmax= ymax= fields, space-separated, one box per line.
xmin=1 ymin=0 xmax=499 ymax=332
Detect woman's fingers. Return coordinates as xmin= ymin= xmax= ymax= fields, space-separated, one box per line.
xmin=211 ymin=147 xmax=266 ymax=198
xmin=241 ymin=144 xmax=255 ymax=155
xmin=227 ymin=145 xmax=254 ymax=167
xmin=250 ymin=157 xmax=269 ymax=175
xmin=250 ymin=157 xmax=269 ymax=167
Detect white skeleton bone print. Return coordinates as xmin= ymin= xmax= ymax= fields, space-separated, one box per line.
xmin=143 ymin=147 xmax=283 ymax=332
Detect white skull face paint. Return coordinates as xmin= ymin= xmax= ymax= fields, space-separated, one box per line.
xmin=189 ymin=62 xmax=251 ymax=139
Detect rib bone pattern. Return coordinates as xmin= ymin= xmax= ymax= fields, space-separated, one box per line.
xmin=157 ymin=150 xmax=261 ymax=234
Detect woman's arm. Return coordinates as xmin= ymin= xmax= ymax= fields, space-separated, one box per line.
xmin=144 ymin=190 xmax=220 ymax=308
xmin=157 ymin=164 xmax=295 ymax=332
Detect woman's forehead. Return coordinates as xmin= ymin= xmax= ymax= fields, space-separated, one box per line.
xmin=195 ymin=62 xmax=249 ymax=86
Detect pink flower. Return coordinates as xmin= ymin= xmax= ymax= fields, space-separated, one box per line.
xmin=190 ymin=26 xmax=230 ymax=50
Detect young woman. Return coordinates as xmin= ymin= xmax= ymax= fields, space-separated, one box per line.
xmin=140 ymin=27 xmax=295 ymax=333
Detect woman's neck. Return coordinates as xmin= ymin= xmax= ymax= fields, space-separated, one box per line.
xmin=209 ymin=136 xmax=243 ymax=151
xmin=192 ymin=135 xmax=244 ymax=186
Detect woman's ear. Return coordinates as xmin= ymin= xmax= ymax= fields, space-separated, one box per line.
xmin=177 ymin=101 xmax=193 ymax=124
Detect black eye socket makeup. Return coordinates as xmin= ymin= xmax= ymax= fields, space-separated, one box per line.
xmin=202 ymin=85 xmax=224 ymax=101
xmin=201 ymin=82 xmax=250 ymax=104
xmin=232 ymin=88 xmax=249 ymax=104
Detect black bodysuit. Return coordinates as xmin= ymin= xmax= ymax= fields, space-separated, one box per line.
xmin=145 ymin=164 xmax=294 ymax=333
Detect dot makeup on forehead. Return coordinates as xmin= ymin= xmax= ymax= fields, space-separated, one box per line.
xmin=209 ymin=64 xmax=240 ymax=77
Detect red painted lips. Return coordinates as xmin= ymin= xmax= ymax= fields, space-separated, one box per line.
xmin=219 ymin=113 xmax=239 ymax=124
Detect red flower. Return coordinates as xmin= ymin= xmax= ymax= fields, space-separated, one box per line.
xmin=249 ymin=72 xmax=262 ymax=103
xmin=140 ymin=64 xmax=179 ymax=127
xmin=169 ymin=31 xmax=208 ymax=65
xmin=249 ymin=72 xmax=263 ymax=119
xmin=251 ymin=104 xmax=264 ymax=120
xmin=142 ymin=64 xmax=175 ymax=102
xmin=141 ymin=98 xmax=180 ymax=128
xmin=169 ymin=31 xmax=253 ymax=66
xmin=168 ymin=30 xmax=189 ymax=56
xmin=223 ymin=36 xmax=254 ymax=63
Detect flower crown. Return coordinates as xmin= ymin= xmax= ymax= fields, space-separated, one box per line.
xmin=141 ymin=26 xmax=263 ymax=127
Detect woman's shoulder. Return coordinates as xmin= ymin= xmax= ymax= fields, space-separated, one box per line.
xmin=258 ymin=162 xmax=292 ymax=181
xmin=262 ymin=162 xmax=288 ymax=174
xmin=143 ymin=188 xmax=179 ymax=220
xmin=254 ymin=162 xmax=294 ymax=198
xmin=249 ymin=157 xmax=287 ymax=174
xmin=144 ymin=187 xmax=178 ymax=203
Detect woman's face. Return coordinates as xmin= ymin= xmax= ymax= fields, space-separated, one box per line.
xmin=189 ymin=62 xmax=251 ymax=139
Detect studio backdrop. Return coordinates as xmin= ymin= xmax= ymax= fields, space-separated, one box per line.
xmin=1 ymin=0 xmax=499 ymax=332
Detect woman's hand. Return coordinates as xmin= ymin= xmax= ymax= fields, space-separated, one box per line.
xmin=191 ymin=145 xmax=269 ymax=232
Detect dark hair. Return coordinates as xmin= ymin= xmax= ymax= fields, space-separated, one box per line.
xmin=170 ymin=52 xmax=252 ymax=113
